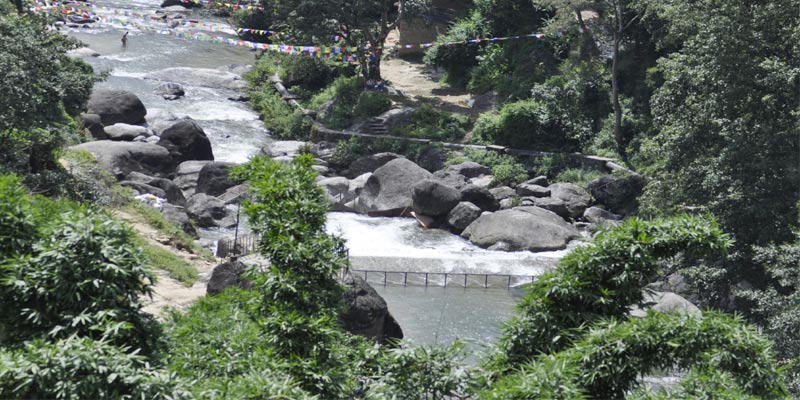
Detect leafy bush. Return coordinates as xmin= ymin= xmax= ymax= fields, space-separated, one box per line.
xmin=472 ymin=99 xmax=579 ymax=151
xmin=391 ymin=104 xmax=469 ymax=142
xmin=0 ymin=194 xmax=161 ymax=354
xmin=0 ymin=336 xmax=191 ymax=400
xmin=553 ymin=168 xmax=607 ymax=187
xmin=308 ymin=75 xmax=365 ymax=129
xmin=353 ymin=90 xmax=393 ymax=118
xmin=498 ymin=215 xmax=732 ymax=367
xmin=249 ymin=86 xmax=312 ymax=140
xmin=0 ymin=15 xmax=96 ymax=132
xmin=446 ymin=148 xmax=529 ymax=186
xmin=329 ymin=136 xmax=439 ymax=169
xmin=423 ymin=11 xmax=486 ymax=88
xmin=138 ymin=239 xmax=199 ymax=287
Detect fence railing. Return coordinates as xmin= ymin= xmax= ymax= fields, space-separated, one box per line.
xmin=341 ymin=269 xmax=536 ymax=290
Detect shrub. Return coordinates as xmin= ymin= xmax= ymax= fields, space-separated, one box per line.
xmin=0 ymin=336 xmax=191 ymax=400
xmin=249 ymin=87 xmax=312 ymax=140
xmin=308 ymin=75 xmax=365 ymax=129
xmin=472 ymin=99 xmax=578 ymax=151
xmin=392 ymin=104 xmax=469 ymax=142
xmin=353 ymin=90 xmax=392 ymax=118
xmin=553 ymin=168 xmax=607 ymax=187
xmin=423 ymin=11 xmax=486 ymax=88
xmin=0 ymin=203 xmax=161 ymax=354
xmin=446 ymin=148 xmax=529 ymax=186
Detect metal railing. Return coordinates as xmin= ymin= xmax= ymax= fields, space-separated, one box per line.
xmin=342 ymin=269 xmax=536 ymax=290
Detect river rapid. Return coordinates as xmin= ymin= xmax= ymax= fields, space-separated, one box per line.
xmin=63 ymin=0 xmax=560 ymax=349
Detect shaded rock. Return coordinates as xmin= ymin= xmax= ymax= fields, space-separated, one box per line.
xmin=432 ymin=169 xmax=469 ymax=190
xmin=461 ymin=206 xmax=580 ymax=251
xmin=460 ymin=184 xmax=499 ymax=212
xmin=445 ymin=161 xmax=491 ymax=179
xmin=524 ymin=176 xmax=549 ymax=187
xmin=412 ymin=179 xmax=461 ymax=217
xmin=319 ymin=176 xmax=353 ymax=211
xmin=532 ymin=197 xmax=571 ymax=220
xmin=470 ymin=90 xmax=498 ymax=111
xmin=120 ymin=181 xmax=168 ymax=199
xmin=346 ymin=152 xmax=401 ymax=178
xmin=490 ymin=186 xmax=516 ymax=201
xmin=126 ymin=171 xmax=186 ymax=206
xmin=69 ymin=141 xmax=175 ymax=179
xmin=549 ymin=182 xmax=592 ymax=219
xmin=207 ymin=260 xmax=252 ymax=296
xmin=187 ymin=193 xmax=229 ymax=228
xmin=499 ymin=198 xmax=516 ymax=210
xmin=516 ymin=183 xmax=550 ymax=198
xmin=154 ymin=82 xmax=185 ymax=100
xmin=196 ymin=161 xmax=237 ymax=197
xmin=379 ymin=107 xmax=417 ymax=131
xmin=469 ymin=175 xmax=493 ymax=189
xmin=80 ymin=113 xmax=106 ymax=140
xmin=340 ymin=274 xmax=403 ymax=345
xmin=587 ymin=174 xmax=647 ymax=216
xmin=87 ymin=89 xmax=147 ymax=126
xmin=220 ymin=64 xmax=253 ymax=77
xmin=173 ymin=160 xmax=212 ymax=195
xmin=104 ymin=123 xmax=150 ymax=141
xmin=158 ymin=119 xmax=214 ymax=163
xmin=417 ymin=147 xmax=448 ymax=172
xmin=582 ymin=206 xmax=621 ymax=224
xmin=146 ymin=67 xmax=246 ymax=90
xmin=262 ymin=140 xmax=306 ymax=158
xmin=160 ymin=203 xmax=197 ymax=237
xmin=629 ymin=291 xmax=701 ymax=318
xmin=447 ymin=201 xmax=482 ymax=231
xmin=356 ymin=158 xmax=433 ymax=215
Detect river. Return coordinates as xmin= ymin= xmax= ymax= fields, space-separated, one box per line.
xmin=62 ymin=0 xmax=560 ymax=349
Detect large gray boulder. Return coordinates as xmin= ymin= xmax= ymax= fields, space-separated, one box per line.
xmin=587 ymin=174 xmax=646 ymax=216
xmin=262 ymin=140 xmax=306 ymax=158
xmin=340 ymin=275 xmax=403 ymax=345
xmin=157 ymin=119 xmax=214 ymax=163
xmin=318 ymin=176 xmax=354 ymax=211
xmin=104 ymin=123 xmax=150 ymax=141
xmin=125 ymin=171 xmax=186 ymax=206
xmin=187 ymin=193 xmax=233 ymax=228
xmin=629 ymin=291 xmax=701 ymax=318
xmin=87 ymin=89 xmax=147 ymax=126
xmin=516 ymin=183 xmax=550 ymax=198
xmin=69 ymin=141 xmax=175 ymax=179
xmin=432 ymin=168 xmax=470 ymax=190
xmin=120 ymin=181 xmax=168 ymax=199
xmin=549 ymin=183 xmax=592 ymax=219
xmin=417 ymin=147 xmax=448 ymax=172
xmin=447 ymin=201 xmax=482 ymax=232
xmin=445 ymin=162 xmax=491 ymax=179
xmin=346 ymin=152 xmax=401 ymax=178
xmin=460 ymin=184 xmax=500 ymax=212
xmin=146 ymin=67 xmax=246 ymax=90
xmin=160 ymin=203 xmax=197 ymax=237
xmin=207 ymin=260 xmax=252 ymax=296
xmin=490 ymin=186 xmax=516 ymax=201
xmin=532 ymin=197 xmax=571 ymax=220
xmin=583 ymin=206 xmax=622 ymax=224
xmin=412 ymin=179 xmax=461 ymax=217
xmin=461 ymin=206 xmax=580 ymax=251
xmin=80 ymin=113 xmax=106 ymax=140
xmin=154 ymin=82 xmax=185 ymax=100
xmin=356 ymin=158 xmax=433 ymax=215
xmin=173 ymin=160 xmax=212 ymax=195
xmin=196 ymin=162 xmax=237 ymax=197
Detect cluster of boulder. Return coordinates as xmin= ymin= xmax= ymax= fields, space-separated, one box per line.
xmin=72 ymin=88 xmax=246 ymax=237
xmin=259 ymin=141 xmax=639 ymax=253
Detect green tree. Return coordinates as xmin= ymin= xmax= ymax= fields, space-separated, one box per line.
xmin=253 ymin=0 xmax=429 ymax=80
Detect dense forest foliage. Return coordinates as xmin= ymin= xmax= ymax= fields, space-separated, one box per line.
xmin=0 ymin=0 xmax=799 ymax=398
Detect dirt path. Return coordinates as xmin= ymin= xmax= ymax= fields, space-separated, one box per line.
xmin=114 ymin=210 xmax=218 ymax=317
xmin=380 ymin=30 xmax=486 ymax=118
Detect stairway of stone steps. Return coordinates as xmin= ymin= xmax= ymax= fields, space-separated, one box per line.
xmin=361 ymin=117 xmax=389 ymax=135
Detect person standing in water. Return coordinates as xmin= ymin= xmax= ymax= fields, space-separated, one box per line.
xmin=121 ymin=31 xmax=128 ymax=47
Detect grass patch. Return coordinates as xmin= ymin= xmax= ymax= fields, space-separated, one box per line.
xmin=135 ymin=236 xmax=199 ymax=287
xmin=125 ymin=202 xmax=215 ymax=262
xmin=554 ymin=168 xmax=607 ymax=187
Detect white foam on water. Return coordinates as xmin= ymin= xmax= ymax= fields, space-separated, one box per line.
xmin=176 ymin=101 xmax=260 ymax=121
xmin=99 ymin=54 xmax=149 ymax=62
xmin=109 ymin=70 xmax=148 ymax=78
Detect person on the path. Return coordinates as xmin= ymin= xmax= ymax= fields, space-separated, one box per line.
xmin=121 ymin=31 xmax=128 ymax=47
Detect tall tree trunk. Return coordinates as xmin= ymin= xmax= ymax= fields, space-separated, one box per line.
xmin=611 ymin=0 xmax=625 ymax=160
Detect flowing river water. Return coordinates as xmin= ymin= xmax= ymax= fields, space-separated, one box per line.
xmin=63 ymin=0 xmax=568 ymax=349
